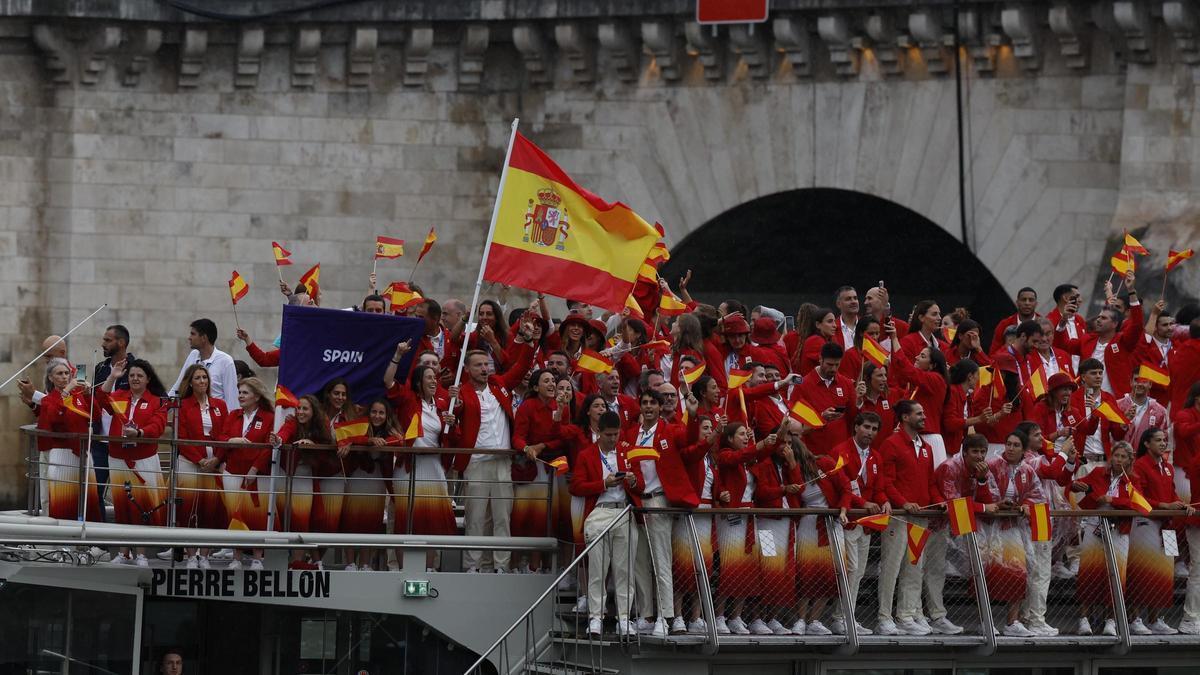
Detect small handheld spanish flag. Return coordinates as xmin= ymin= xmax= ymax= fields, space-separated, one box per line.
xmin=1029 ymin=366 xmax=1049 ymax=400
xmin=1124 ymin=232 xmax=1150 ymax=256
xmin=1030 ymin=502 xmax=1052 ymax=542
xmin=637 ymin=260 xmax=659 ymax=284
xmin=63 ymin=393 xmax=92 ymax=421
xmin=334 ymin=418 xmax=371 ymax=448
xmin=658 ymin=292 xmax=688 ymax=317
xmin=947 ymin=497 xmax=978 ymax=536
xmin=788 ymin=399 xmax=825 ymax=428
xmin=375 ymin=235 xmax=405 ymax=259
xmin=627 ymin=447 xmax=660 ymax=462
xmin=624 ymin=293 xmax=645 ymax=320
xmin=1167 ymin=248 xmax=1194 ymax=271
xmin=853 ymin=512 xmax=890 ymax=532
xmin=298 ymin=263 xmax=320 ymax=296
xmin=906 ymin=521 xmax=930 ymax=564
xmin=1111 ymin=248 xmax=1136 ymax=276
xmin=404 ymin=412 xmax=422 ymax=442
xmin=726 ymin=368 xmax=752 ymax=390
xmin=861 ymin=334 xmax=889 ymax=367
xmin=548 ymin=456 xmax=569 ymax=475
xmin=576 ymin=349 xmax=615 ymax=374
xmin=272 ymin=241 xmax=292 ymax=266
xmin=388 ymin=281 xmax=424 ymax=311
xmin=274 ymin=384 xmax=299 ymax=409
xmin=1136 ymin=363 xmax=1170 ymax=388
xmin=1094 ymin=400 xmax=1131 ymax=426
xmin=417 ymin=227 xmax=437 ymax=263
xmin=1127 ymin=481 xmax=1153 ymax=516
xmin=228 ymin=271 xmax=249 ymax=305
xmin=682 ymin=363 xmax=706 ymax=386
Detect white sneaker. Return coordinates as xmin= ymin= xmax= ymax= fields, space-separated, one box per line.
xmin=557 ymin=575 xmax=576 ymax=591
xmin=1068 ymin=557 xmax=1080 ymax=576
xmin=198 ymin=556 xmax=210 ymax=570
xmin=344 ymin=564 xmax=357 ymax=571
xmin=109 ymin=553 xmax=129 ymax=565
xmin=1003 ymin=621 xmax=1036 ymax=637
xmin=915 ymin=615 xmax=933 ymax=633
xmin=211 ymin=548 xmax=234 ymax=560
xmin=493 ymin=567 xmax=506 ymax=574
xmin=250 ymin=559 xmax=264 ymax=571
xmin=715 ymin=616 xmax=731 ymax=634
xmin=228 ymin=559 xmax=242 ymax=571
xmin=670 ymin=616 xmax=687 ymax=634
xmin=896 ymin=618 xmax=931 ymax=635
xmin=748 ymin=619 xmax=773 ymax=635
xmin=588 ymin=618 xmax=603 ymax=636
xmin=1176 ymin=561 xmax=1190 ymax=578
xmin=617 ymin=619 xmax=635 ymax=637
xmin=1051 ymin=562 xmax=1074 ymax=579
xmin=829 ymin=618 xmax=847 ymax=635
xmin=89 ymin=546 xmax=109 ymax=561
xmin=930 ymin=616 xmax=964 ymax=635
xmin=651 ymin=617 xmax=668 ymax=637
xmin=135 ymin=554 xmax=149 ymax=568
xmin=465 ymin=566 xmax=479 ymax=573
xmin=1149 ymin=619 xmax=1179 ymax=635
xmin=1179 ymin=619 xmax=1200 ymax=635
xmin=1077 ymin=617 xmax=1092 ymax=635
xmin=1026 ymin=620 xmax=1059 ymax=636
xmin=767 ymin=619 xmax=791 ymax=635
xmin=806 ymin=620 xmax=833 ymax=636
xmin=728 ymin=617 xmax=750 ymax=635
xmin=1102 ymin=619 xmax=1117 ymax=636
xmin=156 ymin=549 xmax=174 ymax=561
xmin=856 ymin=621 xmax=874 ymax=636
xmin=1129 ymin=618 xmax=1152 ymax=635
xmin=687 ymin=618 xmax=707 ymax=634
xmin=790 ymin=619 xmax=807 ymax=635
xmin=185 ymin=556 xmax=199 ymax=570
xmin=635 ymin=617 xmax=654 ymax=634
xmin=573 ymin=596 xmax=588 ymax=613
xmin=876 ymin=619 xmax=900 ymax=635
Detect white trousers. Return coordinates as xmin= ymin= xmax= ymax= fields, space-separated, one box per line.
xmin=1185 ymin=528 xmax=1200 ymax=622
xmin=585 ymin=506 xmax=637 ymax=621
xmin=923 ymin=526 xmax=948 ymax=620
xmin=1023 ymin=539 xmax=1052 ymax=623
xmin=879 ymin=516 xmax=926 ymax=622
xmin=463 ymin=457 xmax=513 ymax=571
xmin=634 ymin=494 xmax=674 ymax=619
xmin=833 ymin=526 xmax=871 ymax=622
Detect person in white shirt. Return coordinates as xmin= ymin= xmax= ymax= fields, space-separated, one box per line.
xmin=168 ymin=319 xmax=239 ymax=408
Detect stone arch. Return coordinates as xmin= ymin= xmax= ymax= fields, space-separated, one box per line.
xmin=659 ymin=188 xmax=1014 ymax=330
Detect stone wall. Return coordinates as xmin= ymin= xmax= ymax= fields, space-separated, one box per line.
xmin=1 ymin=2 xmax=1199 ymax=505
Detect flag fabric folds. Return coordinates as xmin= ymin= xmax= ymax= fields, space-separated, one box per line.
xmin=548 ymin=456 xmax=569 ymax=475
xmin=1094 ymin=400 xmax=1131 ymax=425
xmin=272 ymin=241 xmax=292 ymax=266
xmin=1029 ymin=366 xmax=1049 ymax=400
xmin=726 ymin=368 xmax=752 ymax=390
xmin=299 ymin=264 xmax=320 ymax=296
xmin=375 ymin=236 xmax=405 ymax=259
xmin=624 ymin=293 xmax=645 ymax=320
xmin=417 ymin=228 xmax=437 ymax=262
xmin=1030 ymin=502 xmax=1052 ymax=542
xmin=658 ymin=292 xmax=688 ymax=317
xmin=1127 ymin=481 xmax=1153 ymax=516
xmin=388 ymin=281 xmax=424 ymax=311
xmin=861 ymin=335 xmax=889 ymax=367
xmin=853 ymin=513 xmax=890 ymax=532
xmin=482 ymin=133 xmax=661 ymax=312
xmin=682 ymin=363 xmax=706 ymax=386
xmin=576 ymin=349 xmax=615 ymax=374
xmin=1167 ymin=248 xmax=1194 ymax=271
xmin=906 ymin=521 xmax=930 ymax=564
xmin=627 ymin=447 xmax=660 ymax=462
xmin=788 ymin=399 xmax=825 ymax=428
xmin=1111 ymin=248 xmax=1135 ymax=276
xmin=1124 ymin=232 xmax=1149 ymax=256
xmin=404 ymin=412 xmax=422 ymax=441
xmin=948 ymin=497 xmax=978 ymax=536
xmin=1136 ymin=363 xmax=1170 ymax=387
xmin=228 ymin=271 xmax=249 ymax=304
xmin=274 ymin=384 xmax=299 ymax=409
xmin=63 ymin=394 xmax=92 ymax=421
xmin=334 ymin=418 xmax=371 ymax=447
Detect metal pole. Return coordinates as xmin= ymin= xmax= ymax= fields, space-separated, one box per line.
xmin=166 ymin=396 xmax=181 ymax=529
xmin=965 ymin=530 xmax=996 ymax=655
xmin=405 ymin=454 xmax=417 ymax=535
xmin=686 ymin=513 xmax=718 ymax=656
xmin=26 ymin=429 xmax=39 ymax=516
xmin=827 ymin=516 xmax=859 ymax=655
xmin=0 ymin=304 xmax=108 ymax=391
xmin=1099 ymin=515 xmax=1132 ymax=654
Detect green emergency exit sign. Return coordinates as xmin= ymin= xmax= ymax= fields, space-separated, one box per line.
xmin=403 ymin=580 xmax=430 ymax=598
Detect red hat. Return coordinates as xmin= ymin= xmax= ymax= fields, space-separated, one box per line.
xmin=1046 ymin=372 xmax=1077 ymax=393
xmin=751 ymin=317 xmax=781 ymax=345
xmin=587 ymin=319 xmax=609 ymax=341
xmin=990 ymin=353 xmax=1020 ymax=374
xmin=722 ymin=314 xmax=751 ymax=336
xmin=558 ymin=315 xmax=590 ymax=335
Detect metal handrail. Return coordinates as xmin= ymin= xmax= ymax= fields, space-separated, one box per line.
xmin=685 ymin=512 xmax=719 ymax=656
xmin=463 ymin=504 xmax=634 ymax=675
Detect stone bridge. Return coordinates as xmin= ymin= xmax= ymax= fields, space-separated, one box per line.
xmin=1 ymin=0 xmax=1199 ymax=503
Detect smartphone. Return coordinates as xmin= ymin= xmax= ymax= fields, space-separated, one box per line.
xmin=833 ymin=406 xmax=846 ymax=414
xmin=784 ymin=315 xmax=795 ymax=333
xmin=75 ymin=364 xmax=87 ymax=382
xmin=612 ymin=472 xmax=628 ymax=479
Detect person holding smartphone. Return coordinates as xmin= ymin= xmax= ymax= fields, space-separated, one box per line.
xmin=793 ymin=341 xmax=856 ymax=456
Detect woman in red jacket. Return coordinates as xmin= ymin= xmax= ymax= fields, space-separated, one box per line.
xmin=887 ymin=321 xmax=950 ymax=465
xmin=557 ymin=392 xmax=611 ymax=614
xmin=671 ymin=415 xmax=723 ymax=634
xmin=273 ymin=395 xmax=333 ymax=527
xmin=667 ymin=313 xmax=707 ymax=388
xmin=37 ymin=359 xmax=102 ymax=524
xmin=854 ymin=363 xmax=898 ymax=451
xmin=714 ymin=422 xmax=778 ymax=635
xmin=690 ymin=374 xmax=723 ymax=424
xmin=943 ymin=360 xmax=991 ymax=457
xmin=1127 ymin=427 xmax=1193 ymax=634
xmin=337 ymin=398 xmax=397 ymax=570
xmin=900 ymin=300 xmax=949 ymax=361
xmin=1069 ymin=441 xmax=1136 ymax=636
xmin=839 ymin=316 xmax=882 ymax=381
xmin=797 ymin=307 xmax=837 ymax=375
xmin=792 ymin=435 xmax=858 ymax=636
xmin=512 ymin=369 xmax=567 ymax=572
xmin=99 ymin=359 xmax=169 ymax=566
xmin=393 ymin=365 xmax=457 ymax=570
xmin=216 ymin=376 xmax=274 ymax=570
xmin=175 ymin=364 xmax=229 ymax=568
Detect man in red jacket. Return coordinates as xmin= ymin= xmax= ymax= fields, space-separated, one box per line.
xmin=990 ymin=287 xmax=1040 ymax=353
xmin=829 ymin=411 xmax=887 ymax=636
xmin=793 ymin=342 xmax=854 ymax=454
xmin=1045 ymin=283 xmax=1086 ymax=372
xmin=1170 ymin=320 xmax=1200 ymax=413
xmin=875 ymin=399 xmax=945 ymax=636
xmin=832 ymin=285 xmax=860 ymax=349
xmin=1053 ymin=272 xmax=1145 ymax=399
xmin=570 ymin=411 xmax=641 ymax=637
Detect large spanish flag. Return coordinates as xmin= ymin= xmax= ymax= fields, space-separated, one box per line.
xmin=483 ymin=132 xmax=660 ymax=312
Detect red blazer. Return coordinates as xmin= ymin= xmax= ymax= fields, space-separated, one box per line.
xmin=1133 ymin=336 xmax=1172 ymax=406
xmin=216 ymin=407 xmax=274 ymax=476
xmin=1045 ymin=308 xmax=1088 ymax=347
xmin=177 ymin=396 xmax=230 ymax=464
xmin=448 ymin=342 xmax=534 ymax=471
xmin=792 ymin=369 xmax=855 ymax=454
xmin=1175 ymin=407 xmax=1200 ymax=473
xmin=36 ymin=388 xmax=99 ymax=455
xmin=946 ymin=346 xmax=992 ymax=368
xmin=1170 ymin=339 xmax=1200 ymax=413
xmin=797 ymin=334 xmax=831 ymax=375
xmin=623 ymin=421 xmax=701 ymax=507
xmin=941 ymin=384 xmax=971 ymax=457
xmin=513 ymin=397 xmax=567 ymax=457
xmin=749 ymin=457 xmax=803 ymax=508
xmin=569 ymin=440 xmax=643 ymax=521
xmin=1053 ymin=302 xmax=1144 ymax=398
xmin=899 ymin=330 xmax=949 ymax=363
xmin=1026 ymin=347 xmax=1074 ymax=380
xmin=990 ymin=313 xmax=1036 ymax=353
xmin=246 ymin=342 xmax=280 ymax=367
xmin=852 ymin=390 xmax=900 ymax=451
xmin=751 ymin=395 xmax=790 ymax=442
xmin=716 ymin=441 xmax=776 ymax=507
xmin=1029 ymin=400 xmax=1090 ymax=454
xmin=276 ymin=416 xmax=341 ymax=477
xmin=1073 ymin=466 xmax=1135 ymax=533
xmin=1069 ymin=388 xmax=1125 ymax=458
xmin=877 ymin=431 xmax=943 ymax=508
xmin=100 ymin=389 xmax=167 ymax=462
xmin=710 ymin=341 xmax=756 ymax=393
xmin=750 ymin=342 xmax=790 ymax=376
xmin=1132 ymin=453 xmax=1179 ymax=507
xmin=603 ymin=393 xmax=639 ymax=427
xmin=889 ymin=343 xmax=948 ymax=433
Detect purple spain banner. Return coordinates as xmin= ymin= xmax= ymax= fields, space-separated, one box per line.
xmin=278 ymin=305 xmax=425 ymax=404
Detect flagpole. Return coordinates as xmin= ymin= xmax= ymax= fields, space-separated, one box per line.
xmin=445 ymin=117 xmax=520 ymax=432
xmin=408 ymin=256 xmax=422 ymax=284
xmin=0 ymin=304 xmax=108 ymax=391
